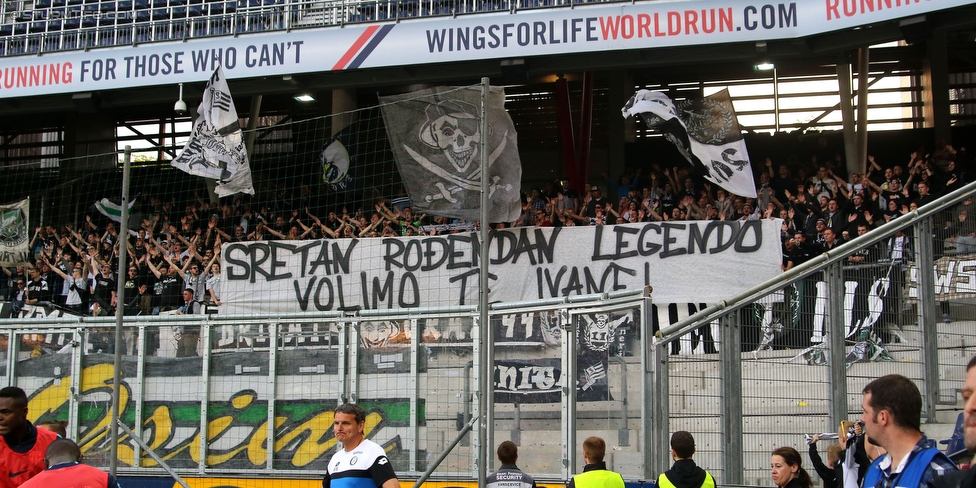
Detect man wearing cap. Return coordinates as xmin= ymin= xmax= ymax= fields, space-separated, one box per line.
xmin=657 ymin=431 xmax=714 ymax=488
xmin=585 ymin=186 xmax=609 ymax=218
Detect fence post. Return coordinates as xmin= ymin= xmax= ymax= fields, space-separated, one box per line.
xmin=645 ymin=296 xmax=669 ymax=482
xmin=562 ymin=309 xmax=578 ymax=480
xmin=719 ymin=312 xmax=742 ymax=484
xmin=915 ymin=217 xmax=940 ymax=422
xmin=826 ymin=262 xmax=848 ymax=427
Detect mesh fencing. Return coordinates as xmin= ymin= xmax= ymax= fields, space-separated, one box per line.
xmin=1 ymin=82 xmax=975 ymax=487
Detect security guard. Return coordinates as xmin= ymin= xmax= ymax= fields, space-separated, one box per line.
xmin=567 ymin=437 xmax=625 ymax=488
xmin=657 ymin=431 xmax=715 ymax=488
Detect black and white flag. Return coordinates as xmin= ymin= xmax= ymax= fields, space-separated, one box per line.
xmin=0 ymin=198 xmax=29 ymax=266
xmin=378 ymin=86 xmax=521 ymax=223
xmin=320 ymin=123 xmax=358 ymax=194
xmin=171 ymin=66 xmax=254 ymax=197
xmin=622 ymin=89 xmax=757 ymax=198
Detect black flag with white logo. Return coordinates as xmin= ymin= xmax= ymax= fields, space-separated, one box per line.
xmin=622 ymin=89 xmax=756 ymax=198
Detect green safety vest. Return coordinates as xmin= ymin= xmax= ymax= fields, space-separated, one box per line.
xmin=657 ymin=472 xmax=716 ymax=488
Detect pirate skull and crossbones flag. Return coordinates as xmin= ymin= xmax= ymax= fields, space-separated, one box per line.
xmin=171 ymin=66 xmax=255 ymax=197
xmin=379 ymin=86 xmax=522 ymax=222
xmin=621 ymin=89 xmax=757 ymax=198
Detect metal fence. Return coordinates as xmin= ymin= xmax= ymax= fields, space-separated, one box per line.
xmin=2 ymin=184 xmax=975 ymax=486
xmin=650 ymin=180 xmax=976 ymax=485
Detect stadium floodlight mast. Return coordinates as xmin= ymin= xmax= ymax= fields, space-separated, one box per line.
xmin=174 ymin=83 xmax=187 ymax=115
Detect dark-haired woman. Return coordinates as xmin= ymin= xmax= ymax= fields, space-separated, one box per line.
xmin=772 ymin=446 xmax=813 ymax=488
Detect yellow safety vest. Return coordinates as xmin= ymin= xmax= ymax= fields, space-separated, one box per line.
xmin=573 ymin=469 xmax=626 ymax=488
xmin=657 ymin=472 xmax=715 ymax=488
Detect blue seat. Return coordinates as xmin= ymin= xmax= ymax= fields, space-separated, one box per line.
xmin=940 ymin=412 xmax=966 ymax=461
xmin=209 ymin=16 xmax=228 ymax=34
xmin=58 ymin=30 xmax=77 ymax=47
xmin=152 ymin=7 xmax=169 ymax=19
xmin=397 ymin=0 xmax=418 ymax=17
xmin=114 ymin=28 xmax=131 ymax=43
xmin=30 ymin=20 xmax=47 ymax=32
xmin=133 ymin=23 xmax=150 ymax=40
xmin=35 ymin=0 xmax=52 ymax=7
xmin=42 ymin=33 xmax=61 ymax=50
xmin=6 ymin=39 xmax=26 ymax=54
xmin=0 ymin=24 xmax=13 ymax=36
xmin=63 ymin=8 xmax=81 ymax=29
xmin=76 ymin=29 xmax=94 ymax=46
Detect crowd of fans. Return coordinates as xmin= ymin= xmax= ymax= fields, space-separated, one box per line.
xmin=1 ymin=141 xmax=973 ymax=318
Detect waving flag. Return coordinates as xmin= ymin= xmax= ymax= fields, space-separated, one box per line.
xmin=622 ymin=89 xmax=757 ymax=198
xmin=94 ymin=198 xmax=139 ymax=236
xmin=320 ymin=123 xmax=359 ymax=194
xmin=379 ymin=86 xmax=521 ymax=223
xmin=0 ymin=198 xmax=29 ymax=266
xmin=171 ymin=66 xmax=254 ymax=197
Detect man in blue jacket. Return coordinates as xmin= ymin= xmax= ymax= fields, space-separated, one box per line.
xmin=860 ymin=374 xmax=956 ymax=488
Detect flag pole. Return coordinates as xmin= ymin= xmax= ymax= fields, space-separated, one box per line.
xmin=110 ymin=145 xmax=132 ymax=479
xmin=476 ymin=77 xmax=490 ymax=488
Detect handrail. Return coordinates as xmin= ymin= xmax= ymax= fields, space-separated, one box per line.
xmin=653 ymin=179 xmax=976 ymax=345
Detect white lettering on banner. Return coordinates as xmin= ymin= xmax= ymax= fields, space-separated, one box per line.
xmin=907 ymin=257 xmax=976 ymax=299
xmin=220 ymin=220 xmax=782 ymax=314
xmin=0 ymin=0 xmax=969 ymax=98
